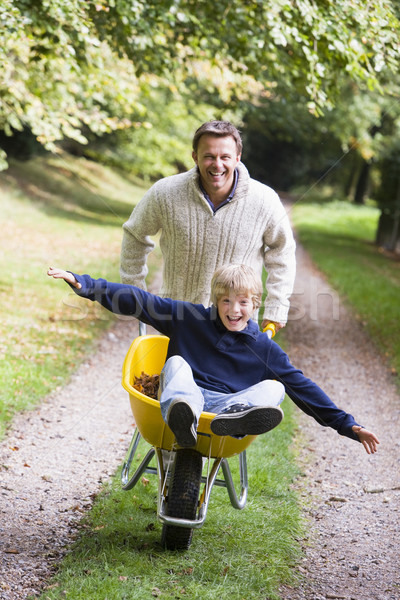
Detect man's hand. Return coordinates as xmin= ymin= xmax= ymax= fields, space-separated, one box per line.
xmin=261 ymin=320 xmax=285 ymax=334
xmin=47 ymin=267 xmax=81 ymax=289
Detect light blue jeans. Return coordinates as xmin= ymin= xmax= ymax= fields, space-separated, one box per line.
xmin=159 ymin=356 xmax=285 ymax=427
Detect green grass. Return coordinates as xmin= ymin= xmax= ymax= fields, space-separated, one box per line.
xmin=290 ymin=198 xmax=400 ymax=383
xmin=0 ymin=154 xmax=154 ymax=437
xmin=36 ymin=397 xmax=304 ymax=600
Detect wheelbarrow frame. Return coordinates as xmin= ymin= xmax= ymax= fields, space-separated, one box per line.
xmin=121 ymin=428 xmax=249 ymax=528
xmin=121 ymin=333 xmax=256 ymax=546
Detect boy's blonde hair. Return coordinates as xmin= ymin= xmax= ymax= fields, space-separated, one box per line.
xmin=210 ymin=264 xmax=262 ymax=310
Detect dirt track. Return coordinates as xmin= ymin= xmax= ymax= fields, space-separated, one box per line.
xmin=0 ymin=246 xmax=399 ymax=600
xmin=279 ymin=244 xmax=400 ymax=600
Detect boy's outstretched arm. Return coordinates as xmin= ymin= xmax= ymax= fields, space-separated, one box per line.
xmin=352 ymin=425 xmax=380 ymax=455
xmin=47 ymin=267 xmax=82 ymax=289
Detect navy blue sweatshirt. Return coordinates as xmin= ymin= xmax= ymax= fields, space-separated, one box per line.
xmin=69 ymin=274 xmax=361 ymax=442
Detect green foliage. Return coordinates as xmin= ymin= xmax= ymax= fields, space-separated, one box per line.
xmin=1 ymin=0 xmax=400 ymax=170
xmin=305 ymin=79 xmax=400 ymax=205
xmin=241 ymin=72 xmax=400 ymax=212
xmin=91 ymin=0 xmax=400 ymax=107
xmin=242 ymin=96 xmax=344 ymax=190
xmin=0 ymin=0 xmax=143 ymax=164
xmin=86 ymin=84 xmax=238 ymax=180
xmin=375 ymin=138 xmax=400 ymax=213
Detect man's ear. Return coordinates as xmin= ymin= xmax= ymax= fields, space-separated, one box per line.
xmin=192 ymin=151 xmax=198 ymax=164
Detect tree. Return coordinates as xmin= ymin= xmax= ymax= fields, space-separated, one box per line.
xmin=375 ymin=148 xmax=400 ymax=252
xmin=319 ymin=81 xmax=400 ymax=249
xmin=241 ymin=75 xmax=400 ymax=252
xmin=1 ymin=0 xmax=400 ymax=170
xmin=90 ymin=0 xmax=400 ymax=110
xmin=0 ymin=0 xmax=146 ymax=169
xmin=374 ymin=119 xmax=400 ymax=252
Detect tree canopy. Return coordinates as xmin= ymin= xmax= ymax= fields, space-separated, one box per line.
xmin=91 ymin=0 xmax=400 ymax=106
xmin=1 ymin=0 xmax=400 ymax=169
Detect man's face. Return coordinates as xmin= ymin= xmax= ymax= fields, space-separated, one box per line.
xmin=216 ymin=292 xmax=254 ymax=332
xmin=192 ymin=135 xmax=241 ymax=200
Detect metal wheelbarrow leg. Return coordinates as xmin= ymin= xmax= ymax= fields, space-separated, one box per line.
xmin=121 ymin=429 xmax=156 ymax=491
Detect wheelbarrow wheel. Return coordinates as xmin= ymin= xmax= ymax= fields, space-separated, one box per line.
xmin=161 ymin=448 xmax=203 ymax=550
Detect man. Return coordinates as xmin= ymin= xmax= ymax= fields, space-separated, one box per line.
xmin=120 ymin=120 xmax=296 ymax=331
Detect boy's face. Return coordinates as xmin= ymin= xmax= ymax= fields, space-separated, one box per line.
xmin=216 ymin=292 xmax=254 ymax=331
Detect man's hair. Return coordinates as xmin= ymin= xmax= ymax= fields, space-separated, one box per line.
xmin=192 ymin=121 xmax=242 ymax=155
xmin=210 ymin=264 xmax=262 ymax=310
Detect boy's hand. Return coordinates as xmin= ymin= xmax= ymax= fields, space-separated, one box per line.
xmin=352 ymin=425 xmax=380 ymax=455
xmin=47 ymin=267 xmax=81 ymax=289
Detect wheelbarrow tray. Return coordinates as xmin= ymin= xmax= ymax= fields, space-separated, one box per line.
xmin=122 ymin=334 xmax=257 ymax=458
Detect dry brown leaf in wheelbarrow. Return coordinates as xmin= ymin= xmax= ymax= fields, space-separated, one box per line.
xmin=133 ymin=372 xmax=160 ymax=399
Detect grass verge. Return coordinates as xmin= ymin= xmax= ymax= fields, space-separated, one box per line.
xmin=289 ymin=198 xmax=400 ymax=384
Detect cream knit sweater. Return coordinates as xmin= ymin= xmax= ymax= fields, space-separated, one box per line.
xmin=120 ymin=162 xmax=296 ymax=323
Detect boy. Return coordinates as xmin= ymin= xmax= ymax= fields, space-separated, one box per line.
xmin=48 ymin=264 xmax=379 ymax=454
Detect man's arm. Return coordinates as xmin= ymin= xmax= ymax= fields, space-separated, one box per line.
xmin=120 ymin=227 xmax=155 ymax=288
xmin=120 ymin=186 xmax=161 ymax=287
xmin=262 ymin=196 xmax=296 ymax=327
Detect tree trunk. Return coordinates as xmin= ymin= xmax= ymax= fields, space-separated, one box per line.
xmin=353 ymin=160 xmax=370 ymax=205
xmin=344 ymin=151 xmax=360 ymax=199
xmin=376 ymin=213 xmax=398 ymax=250
xmin=375 ymin=178 xmax=400 ymax=252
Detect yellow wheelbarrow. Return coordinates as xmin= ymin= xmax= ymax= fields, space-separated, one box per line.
xmin=121 ymin=334 xmax=259 ymax=550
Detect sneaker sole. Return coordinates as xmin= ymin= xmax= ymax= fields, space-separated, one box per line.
xmin=210 ymin=406 xmax=283 ymax=437
xmin=168 ymin=401 xmax=197 ymax=447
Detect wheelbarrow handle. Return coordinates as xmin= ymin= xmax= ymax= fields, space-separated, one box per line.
xmin=263 ymin=323 xmax=276 ymax=339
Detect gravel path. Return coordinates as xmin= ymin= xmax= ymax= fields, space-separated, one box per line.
xmin=1 ymin=249 xmax=399 ymax=600
xmin=0 ymin=270 xmax=162 ymax=600
xmin=0 ymin=318 xmax=140 ymax=599
xmin=279 ymin=244 xmax=400 ymax=600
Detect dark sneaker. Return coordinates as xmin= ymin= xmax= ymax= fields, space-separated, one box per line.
xmin=210 ymin=403 xmax=283 ymax=437
xmin=167 ymin=399 xmax=197 ymax=447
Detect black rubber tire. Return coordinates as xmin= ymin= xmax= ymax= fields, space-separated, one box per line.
xmin=161 ymin=449 xmax=203 ymax=550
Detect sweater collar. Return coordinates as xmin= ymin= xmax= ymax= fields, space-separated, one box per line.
xmin=198 ymin=168 xmax=239 ymax=213
xmin=190 ymin=161 xmax=250 ymax=203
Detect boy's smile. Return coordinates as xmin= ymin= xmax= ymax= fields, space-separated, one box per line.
xmin=216 ymin=293 xmax=254 ymax=331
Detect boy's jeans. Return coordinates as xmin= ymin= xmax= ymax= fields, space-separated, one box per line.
xmin=159 ymin=355 xmax=285 ymax=427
